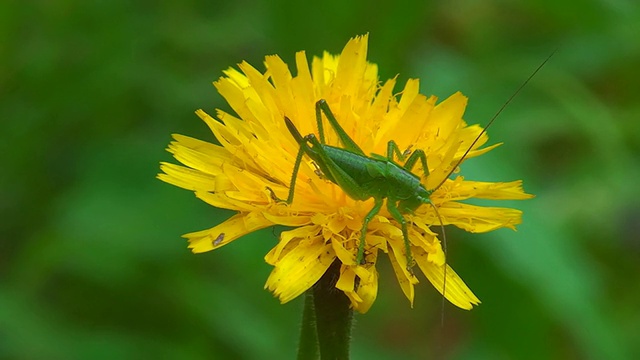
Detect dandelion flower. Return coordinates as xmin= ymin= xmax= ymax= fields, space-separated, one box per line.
xmin=158 ymin=34 xmax=533 ymax=313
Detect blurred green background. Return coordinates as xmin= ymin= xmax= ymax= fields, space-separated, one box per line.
xmin=2 ymin=0 xmax=639 ymax=359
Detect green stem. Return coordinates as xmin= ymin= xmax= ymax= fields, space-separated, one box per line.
xmin=297 ymin=261 xmax=354 ymax=360
xmin=315 ymin=261 xmax=353 ymax=360
xmin=297 ymin=290 xmax=319 ymax=360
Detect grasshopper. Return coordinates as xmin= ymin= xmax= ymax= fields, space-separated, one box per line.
xmin=269 ymin=54 xmax=554 ymax=271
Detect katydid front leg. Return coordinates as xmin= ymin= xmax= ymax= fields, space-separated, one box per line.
xmin=387 ymin=140 xmax=429 ymax=177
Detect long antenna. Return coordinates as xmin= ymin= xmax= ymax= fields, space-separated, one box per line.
xmin=432 ymin=50 xmax=557 ymax=192
xmin=435 ymin=51 xmax=555 ymax=349
xmin=428 ymin=203 xmax=448 ymax=327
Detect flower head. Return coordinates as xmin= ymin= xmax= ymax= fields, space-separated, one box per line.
xmin=158 ymin=35 xmax=533 ymax=313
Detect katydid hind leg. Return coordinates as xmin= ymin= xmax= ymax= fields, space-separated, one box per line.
xmin=266 ymin=144 xmax=305 ymax=204
xmin=284 ymin=143 xmax=306 ymax=204
xmin=277 ymin=115 xmax=364 ymax=205
xmin=316 ymin=100 xmax=364 ymax=155
xmin=315 ymin=100 xmax=326 ymax=144
xmin=357 ymin=198 xmax=384 ymax=265
xmin=304 ymin=132 xmax=372 ymax=202
xmin=268 ymin=120 xmax=307 ymax=204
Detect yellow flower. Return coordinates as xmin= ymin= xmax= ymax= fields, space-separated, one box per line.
xmin=158 ymin=34 xmax=533 ymax=313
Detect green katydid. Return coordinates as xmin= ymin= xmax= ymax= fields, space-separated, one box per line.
xmin=269 ymin=53 xmax=554 ymax=272
xmin=269 ymin=100 xmax=433 ymax=269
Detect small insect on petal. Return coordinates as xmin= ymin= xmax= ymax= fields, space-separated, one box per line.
xmin=213 ymin=233 xmax=225 ymax=246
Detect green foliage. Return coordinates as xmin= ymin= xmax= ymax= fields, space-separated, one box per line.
xmin=2 ymin=0 xmax=639 ymax=358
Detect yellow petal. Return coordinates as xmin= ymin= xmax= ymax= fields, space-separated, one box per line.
xmin=388 ymin=246 xmax=416 ymax=306
xmin=195 ymin=191 xmax=258 ymax=212
xmin=414 ymin=247 xmax=480 ymax=310
xmin=336 ymin=265 xmax=363 ymax=308
xmin=265 ymin=240 xmax=336 ymax=303
xmin=426 ymin=132 xmax=463 ymax=190
xmin=264 ymin=225 xmax=319 ymax=265
xmin=448 ymin=180 xmax=535 ymax=201
xmin=184 ymin=212 xmax=274 ymax=253
xmin=293 ymin=51 xmax=315 ymax=106
xmin=430 ymin=92 xmax=467 ymax=146
xmin=334 ymin=34 xmax=369 ymax=101
xmin=353 ymin=265 xmax=378 ymax=313
xmin=157 ymin=163 xmax=217 ymax=192
xmin=337 ymin=251 xmax=380 ymax=313
xmin=262 ymin=212 xmax=312 ymax=227
xmin=331 ymin=235 xmax=357 ymax=266
xmin=440 ymin=202 xmax=525 ymax=232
